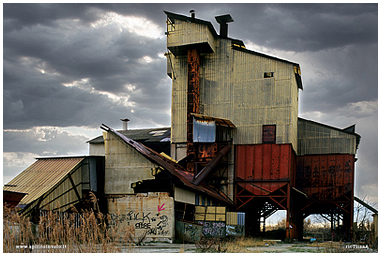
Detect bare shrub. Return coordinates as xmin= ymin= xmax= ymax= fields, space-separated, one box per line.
xmin=3 ymin=203 xmax=135 ymax=252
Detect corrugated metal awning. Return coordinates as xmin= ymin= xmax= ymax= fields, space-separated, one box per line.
xmin=3 ymin=157 xmax=85 ymax=206
xmin=191 ymin=113 xmax=236 ymax=128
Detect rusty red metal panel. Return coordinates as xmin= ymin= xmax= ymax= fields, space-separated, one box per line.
xmin=235 ymin=144 xmax=294 ymax=196
xmin=280 ymin=144 xmax=289 ymax=180
xmin=296 ymin=154 xmax=355 ymax=201
xmin=253 ymin=145 xmax=263 ymax=180
xmin=335 ymin=155 xmax=344 ymax=199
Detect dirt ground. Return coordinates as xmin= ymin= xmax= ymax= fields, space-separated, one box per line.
xmin=119 ymin=240 xmax=377 ymax=253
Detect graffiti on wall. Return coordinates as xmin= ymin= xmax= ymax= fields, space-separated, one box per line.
xmin=110 ymin=210 xmax=170 ymax=236
xmin=197 ymin=221 xmax=226 ymax=237
xmin=226 ymin=225 xmax=245 ymax=236
xmin=185 ymin=223 xmax=202 ymax=241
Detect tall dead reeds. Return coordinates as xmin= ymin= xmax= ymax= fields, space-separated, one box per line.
xmin=3 ymin=193 xmax=135 ymax=253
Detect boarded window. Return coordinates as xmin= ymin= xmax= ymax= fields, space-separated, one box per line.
xmin=262 ymin=125 xmax=276 ymax=143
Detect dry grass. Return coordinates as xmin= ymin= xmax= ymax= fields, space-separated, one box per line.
xmin=196 ymin=236 xmax=275 ymax=253
xmin=223 ymin=237 xmax=275 ymax=253
xmin=3 ymin=202 xmax=136 ymax=253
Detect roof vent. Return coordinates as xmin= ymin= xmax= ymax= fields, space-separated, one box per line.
xmin=215 ymin=14 xmax=234 ymax=38
xmin=120 ymin=118 xmax=130 ymax=130
xmin=190 ymin=10 xmax=195 ymax=19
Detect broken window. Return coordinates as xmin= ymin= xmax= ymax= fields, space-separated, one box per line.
xmin=262 ymin=125 xmax=276 ymax=143
xmin=264 ymin=72 xmax=274 ymax=78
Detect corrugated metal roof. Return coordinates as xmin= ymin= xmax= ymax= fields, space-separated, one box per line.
xmin=87 ymin=127 xmax=171 ymax=144
xmin=3 ymin=157 xmax=84 ymax=205
xmin=100 ymin=124 xmax=233 ymax=206
xmin=192 ymin=113 xmax=236 ymax=128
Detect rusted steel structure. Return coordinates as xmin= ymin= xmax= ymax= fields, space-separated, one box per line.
xmin=186 ymin=48 xmax=200 ymax=170
xmin=165 ymin=10 xmax=360 ymax=241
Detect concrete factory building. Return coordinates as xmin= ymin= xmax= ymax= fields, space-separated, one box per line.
xmin=4 ymin=11 xmax=362 ymax=242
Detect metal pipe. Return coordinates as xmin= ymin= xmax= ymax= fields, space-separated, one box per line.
xmin=192 ymin=144 xmax=231 ymax=186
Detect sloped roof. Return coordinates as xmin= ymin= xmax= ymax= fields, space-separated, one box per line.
xmin=100 ymin=124 xmax=233 ymax=206
xmin=298 ymin=117 xmax=361 ymax=146
xmin=87 ymin=127 xmax=171 ymax=144
xmin=3 ymin=157 xmax=85 ymax=206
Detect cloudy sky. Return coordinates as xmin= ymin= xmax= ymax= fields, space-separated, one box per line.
xmin=3 ymin=3 xmax=378 ymax=206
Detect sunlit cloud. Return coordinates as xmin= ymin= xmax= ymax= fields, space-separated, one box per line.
xmin=91 ymin=12 xmax=164 ymax=39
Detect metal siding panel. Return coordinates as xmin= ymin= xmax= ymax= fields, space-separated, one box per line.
xmin=198 ymin=37 xmax=298 ymax=147
xmin=167 ymin=19 xmax=215 ymax=53
xmin=237 ymin=212 xmax=245 ymax=226
xmin=304 ymin=156 xmax=312 ymax=197
xmin=104 ymin=132 xmax=156 ymax=194
xmin=254 ymin=145 xmax=263 ymax=180
xmin=298 ymin=119 xmax=358 ymax=155
xmin=279 ymin=144 xmax=290 ymax=179
xmin=235 ymin=146 xmax=245 ymax=179
xmin=335 ymin=155 xmax=344 ymax=198
xmin=262 ymin=144 xmax=272 ymax=192
xmin=171 ymin=56 xmax=188 ymax=143
xmin=296 ymin=154 xmax=354 ymax=201
xmin=226 ymin=212 xmax=237 ymax=225
xmin=236 ymin=144 xmax=294 ymax=195
xmin=271 ymin=144 xmax=280 ymax=181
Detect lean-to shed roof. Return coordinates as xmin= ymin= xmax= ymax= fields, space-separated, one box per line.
xmin=3 ymin=157 xmax=85 ymax=206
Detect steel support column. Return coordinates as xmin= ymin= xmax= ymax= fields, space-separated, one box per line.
xmin=186 ymin=49 xmax=200 ymax=172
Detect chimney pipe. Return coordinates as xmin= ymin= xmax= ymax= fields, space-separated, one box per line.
xmin=215 ymin=14 xmax=234 ymax=38
xmin=120 ymin=118 xmax=130 ymax=130
xmin=190 ymin=10 xmax=195 ymax=19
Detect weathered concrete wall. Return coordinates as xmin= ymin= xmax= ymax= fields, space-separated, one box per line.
xmin=107 ymin=192 xmax=175 ymax=242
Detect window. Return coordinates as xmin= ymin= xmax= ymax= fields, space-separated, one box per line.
xmin=264 ymin=72 xmax=274 ymax=78
xmin=262 ymin=125 xmax=276 ymax=144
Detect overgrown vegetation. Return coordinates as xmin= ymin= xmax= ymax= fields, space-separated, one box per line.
xmin=3 ymin=192 xmax=136 ymax=253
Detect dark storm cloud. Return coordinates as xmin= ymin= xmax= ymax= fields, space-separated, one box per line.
xmin=216 ymin=3 xmax=378 ymax=52
xmin=4 ymin=3 xmax=171 ymax=130
xmin=3 ymin=4 xmax=378 ymax=203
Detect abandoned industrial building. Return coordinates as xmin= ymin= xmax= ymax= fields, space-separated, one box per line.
xmin=5 ymin=11 xmax=373 ymax=243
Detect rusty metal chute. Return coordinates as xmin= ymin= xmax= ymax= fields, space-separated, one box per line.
xmin=192 ymin=144 xmax=231 ymax=186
